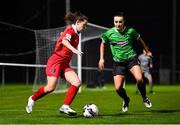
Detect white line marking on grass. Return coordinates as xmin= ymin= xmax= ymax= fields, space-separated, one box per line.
xmin=0 ymin=109 xmax=43 ymax=112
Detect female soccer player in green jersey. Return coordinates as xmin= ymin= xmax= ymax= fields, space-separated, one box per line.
xmin=98 ymin=12 xmax=152 ymax=112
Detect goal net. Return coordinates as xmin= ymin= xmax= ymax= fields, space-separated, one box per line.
xmin=33 ymin=23 xmax=112 ymax=92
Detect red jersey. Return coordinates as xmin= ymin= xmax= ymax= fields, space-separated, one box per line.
xmin=53 ymin=25 xmax=80 ymax=61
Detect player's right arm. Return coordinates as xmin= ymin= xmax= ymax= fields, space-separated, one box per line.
xmin=99 ymin=30 xmax=109 ymax=70
xmin=98 ymin=41 xmax=105 ymax=70
xmin=60 ymin=27 xmax=83 ymax=56
xmin=62 ymin=39 xmax=83 ymax=56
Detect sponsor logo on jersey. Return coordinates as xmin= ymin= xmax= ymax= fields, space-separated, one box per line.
xmin=111 ymin=34 xmax=119 ymax=38
xmin=111 ymin=41 xmax=128 ymax=46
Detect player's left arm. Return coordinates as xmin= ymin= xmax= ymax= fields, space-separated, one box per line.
xmin=138 ymin=37 xmax=153 ymax=57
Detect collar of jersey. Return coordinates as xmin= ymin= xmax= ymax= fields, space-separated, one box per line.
xmin=72 ymin=24 xmax=79 ymax=35
xmin=114 ymin=26 xmax=126 ymax=33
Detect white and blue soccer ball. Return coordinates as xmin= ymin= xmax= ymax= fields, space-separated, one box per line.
xmin=83 ymin=104 xmax=99 ymax=118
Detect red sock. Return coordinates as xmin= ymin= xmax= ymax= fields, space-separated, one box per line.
xmin=64 ymin=85 xmax=79 ymax=105
xmin=32 ymin=86 xmax=47 ymax=101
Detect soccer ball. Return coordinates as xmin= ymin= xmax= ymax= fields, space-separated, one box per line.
xmin=83 ymin=104 xmax=99 ymax=118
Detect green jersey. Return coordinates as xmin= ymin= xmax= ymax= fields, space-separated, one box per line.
xmin=101 ymin=27 xmax=140 ymax=62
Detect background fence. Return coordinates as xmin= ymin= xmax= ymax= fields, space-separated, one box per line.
xmin=1 ymin=55 xmax=180 ymax=85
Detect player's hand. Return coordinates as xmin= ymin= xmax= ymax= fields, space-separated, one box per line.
xmin=78 ymin=51 xmax=83 ymax=56
xmin=98 ymin=59 xmax=104 ymax=70
xmin=146 ymin=51 xmax=153 ymax=58
xmin=60 ymin=32 xmax=63 ymax=35
xmin=72 ymin=49 xmax=83 ymax=56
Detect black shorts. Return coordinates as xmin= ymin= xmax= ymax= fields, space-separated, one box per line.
xmin=113 ymin=56 xmax=140 ymax=76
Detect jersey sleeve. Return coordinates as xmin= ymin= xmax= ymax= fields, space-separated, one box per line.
xmin=64 ymin=33 xmax=72 ymax=41
xmin=101 ymin=31 xmax=109 ymax=43
xmin=62 ymin=27 xmax=73 ymax=42
xmin=129 ymin=28 xmax=140 ymax=41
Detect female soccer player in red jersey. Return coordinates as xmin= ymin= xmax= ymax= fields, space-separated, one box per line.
xmin=26 ymin=12 xmax=88 ymax=116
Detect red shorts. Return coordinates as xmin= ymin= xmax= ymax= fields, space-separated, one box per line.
xmin=46 ymin=54 xmax=73 ymax=78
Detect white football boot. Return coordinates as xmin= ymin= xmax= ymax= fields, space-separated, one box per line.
xmin=122 ymin=97 xmax=130 ymax=112
xmin=143 ymin=98 xmax=152 ymax=108
xmin=26 ymin=96 xmax=34 ymax=113
xmin=59 ymin=105 xmax=77 ymax=116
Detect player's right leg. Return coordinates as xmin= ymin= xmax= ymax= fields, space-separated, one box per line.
xmin=26 ymin=76 xmax=58 ymax=113
xmin=114 ymin=75 xmax=130 ymax=112
xmin=113 ymin=63 xmax=130 ymax=112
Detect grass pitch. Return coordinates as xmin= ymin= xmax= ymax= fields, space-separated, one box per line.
xmin=0 ymin=83 xmax=180 ymax=124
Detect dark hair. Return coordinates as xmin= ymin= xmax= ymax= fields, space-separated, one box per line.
xmin=64 ymin=11 xmax=88 ymax=25
xmin=114 ymin=11 xmax=124 ymax=17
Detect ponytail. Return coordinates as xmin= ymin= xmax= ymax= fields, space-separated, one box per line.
xmin=64 ymin=11 xmax=88 ymax=25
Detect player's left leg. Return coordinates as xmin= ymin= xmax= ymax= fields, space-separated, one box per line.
xmin=130 ymin=65 xmax=152 ymax=108
xmin=59 ymin=70 xmax=80 ymax=116
xmin=26 ymin=76 xmax=58 ymax=113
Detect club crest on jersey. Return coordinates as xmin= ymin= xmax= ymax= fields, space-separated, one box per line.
xmin=51 ymin=68 xmax=56 ymax=73
xmin=111 ymin=41 xmax=128 ymax=46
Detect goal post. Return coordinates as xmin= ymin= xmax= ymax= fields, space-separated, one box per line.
xmin=78 ymin=33 xmax=82 ymax=92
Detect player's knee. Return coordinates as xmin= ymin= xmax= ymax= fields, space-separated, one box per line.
xmin=114 ymin=84 xmax=123 ymax=91
xmin=115 ymin=87 xmax=123 ymax=92
xmin=72 ymin=82 xmax=81 ymax=88
xmin=115 ymin=86 xmax=121 ymax=91
xmin=115 ymin=87 xmax=118 ymax=91
xmin=136 ymin=79 xmax=143 ymax=84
